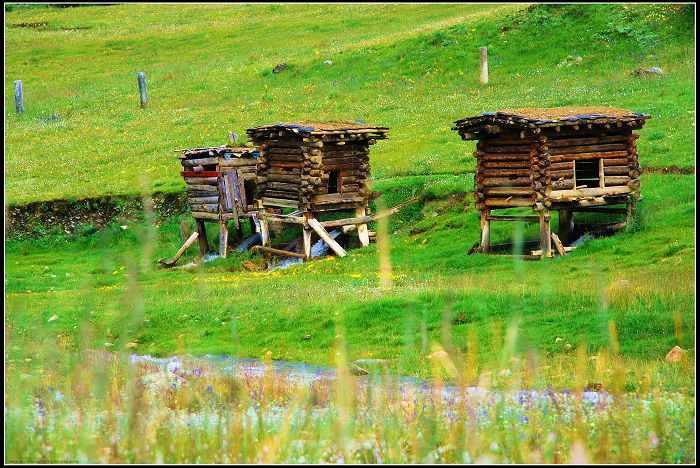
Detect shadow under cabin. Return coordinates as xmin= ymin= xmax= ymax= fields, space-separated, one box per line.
xmin=178 ymin=144 xmax=260 ymax=258
xmin=246 ymin=122 xmax=389 ymax=259
xmin=453 ymin=107 xmax=649 ymax=258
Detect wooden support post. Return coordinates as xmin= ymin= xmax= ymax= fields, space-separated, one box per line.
xmin=308 ymin=218 xmax=347 ymax=257
xmin=179 ymin=219 xmax=189 ymax=243
xmin=539 ymin=209 xmax=552 ymax=258
xmin=219 ymin=221 xmax=229 ymax=258
xmin=259 ymin=215 xmax=271 ymax=247
xmin=355 ymin=207 xmax=370 ymax=247
xmin=196 ymin=219 xmax=208 ymax=257
xmin=14 ymin=80 xmax=24 ymax=114
xmin=480 ymin=209 xmax=490 ymax=252
xmin=137 ymin=72 xmax=148 ymax=108
xmin=479 ymin=47 xmax=488 ymax=85
xmin=626 ymin=197 xmax=637 ymax=226
xmin=557 ymin=209 xmax=574 ymax=245
xmin=551 ymin=232 xmax=567 ymax=257
xmin=302 ymin=212 xmax=313 ymax=260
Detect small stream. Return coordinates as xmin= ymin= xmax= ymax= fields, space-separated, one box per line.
xmin=130 ymin=353 xmax=611 ymax=408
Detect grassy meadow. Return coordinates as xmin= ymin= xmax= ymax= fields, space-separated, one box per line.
xmin=3 ymin=3 xmax=696 ymax=464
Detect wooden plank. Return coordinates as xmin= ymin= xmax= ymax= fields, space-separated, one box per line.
xmin=479 ymin=168 xmax=530 ymax=177
xmin=186 ymin=184 xmax=218 ymax=192
xmin=604 ymin=176 xmax=631 ymax=186
xmin=181 ymin=170 xmax=220 ymax=177
xmin=181 ymin=157 xmax=219 ymax=167
xmin=547 ymin=135 xmax=628 ymax=147
xmin=158 ymin=231 xmax=199 ymax=267
xmin=549 ymin=144 xmax=628 ymax=155
xmin=187 ymin=196 xmax=219 ymax=204
xmin=602 ymin=158 xmax=628 ymax=166
xmin=307 ymin=218 xmax=347 ymax=257
xmin=219 ymin=222 xmax=228 ymax=258
xmin=191 ymin=211 xmax=219 ymax=220
xmin=479 ymin=176 xmax=531 ymax=187
xmin=488 ymin=215 xmax=539 ymax=222
xmin=262 ymin=197 xmax=299 ymax=208
xmin=603 ymin=166 xmax=629 ymax=176
xmin=218 ymin=158 xmax=258 ymax=168
xmin=480 ymin=210 xmax=490 ymax=252
xmin=549 ymin=186 xmax=631 ymax=200
xmin=196 ymin=219 xmax=208 ymax=256
xmin=482 ymin=187 xmax=533 ymax=196
xmin=484 ymin=197 xmax=533 ymax=207
xmin=549 ymin=151 xmax=628 ymax=163
xmin=251 ymin=245 xmax=306 ymax=259
xmin=355 ymin=207 xmax=370 ymax=247
xmin=184 ymin=177 xmax=218 ymax=186
xmin=550 ymin=232 xmax=566 ymax=256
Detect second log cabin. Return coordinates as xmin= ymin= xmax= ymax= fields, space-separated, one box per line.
xmin=453 ymin=107 xmax=650 ymax=257
xmin=246 ymin=122 xmax=389 ymax=258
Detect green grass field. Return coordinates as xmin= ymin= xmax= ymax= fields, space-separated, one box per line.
xmin=3 ymin=3 xmax=696 ymax=463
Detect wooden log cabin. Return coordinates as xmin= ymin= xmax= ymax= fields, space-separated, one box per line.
xmin=452 ymin=107 xmax=650 ymax=258
xmin=246 ymin=122 xmax=389 ymax=259
xmin=178 ymin=145 xmax=259 ymax=258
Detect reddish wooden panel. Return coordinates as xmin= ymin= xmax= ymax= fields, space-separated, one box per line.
xmin=181 ymin=170 xmax=221 ymax=177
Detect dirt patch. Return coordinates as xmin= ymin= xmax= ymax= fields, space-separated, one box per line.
xmin=642 ymin=166 xmax=695 ymax=175
xmin=6 ymin=192 xmax=188 ymax=239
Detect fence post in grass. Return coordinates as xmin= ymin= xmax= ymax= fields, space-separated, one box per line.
xmin=14 ymin=80 xmax=24 ymax=114
xmin=479 ymin=47 xmax=488 ymax=85
xmin=137 ymin=72 xmax=148 ymax=108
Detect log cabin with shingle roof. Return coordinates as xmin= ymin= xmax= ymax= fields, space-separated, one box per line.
xmin=453 ymin=107 xmax=650 ymax=258
xmin=246 ymin=122 xmax=389 ymax=259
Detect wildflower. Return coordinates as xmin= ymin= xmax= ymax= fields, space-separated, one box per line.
xmin=649 ymin=431 xmax=659 ymax=449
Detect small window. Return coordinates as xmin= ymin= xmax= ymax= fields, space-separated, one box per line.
xmin=574 ymin=160 xmax=601 ymax=188
xmin=243 ymin=178 xmax=256 ymax=205
xmin=327 ymin=170 xmax=339 ymax=194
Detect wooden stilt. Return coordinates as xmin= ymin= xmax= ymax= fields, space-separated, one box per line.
xmin=558 ymin=208 xmax=574 ymax=245
xmin=626 ymin=197 xmax=637 ymax=226
xmin=539 ymin=209 xmax=552 ymax=258
xmin=355 ymin=207 xmax=370 ymax=247
xmin=303 ymin=227 xmax=312 ymax=260
xmin=480 ymin=209 xmax=490 ymax=252
xmin=259 ymin=214 xmax=271 ymax=247
xmin=179 ymin=220 xmax=189 ymax=243
xmin=219 ymin=221 xmax=229 ymax=258
xmin=196 ymin=219 xmax=208 ymax=257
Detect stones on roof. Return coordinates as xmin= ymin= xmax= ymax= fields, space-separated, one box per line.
xmin=247 ymin=122 xmax=389 ymax=141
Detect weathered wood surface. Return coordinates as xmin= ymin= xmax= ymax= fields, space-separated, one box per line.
xmin=251 ymin=245 xmax=306 ymax=259
xmin=158 ymin=231 xmax=199 ymax=267
xmin=308 ymin=218 xmax=347 ymax=257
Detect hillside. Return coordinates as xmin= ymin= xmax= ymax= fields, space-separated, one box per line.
xmin=4 ymin=3 xmax=695 ymax=204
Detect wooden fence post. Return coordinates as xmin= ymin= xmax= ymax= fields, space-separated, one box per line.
xmin=137 ymin=72 xmax=148 ymax=108
xmin=14 ymin=80 xmax=24 ymax=114
xmin=479 ymin=47 xmax=488 ymax=85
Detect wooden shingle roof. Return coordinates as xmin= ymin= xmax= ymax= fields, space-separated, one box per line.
xmin=453 ymin=107 xmax=649 ymax=140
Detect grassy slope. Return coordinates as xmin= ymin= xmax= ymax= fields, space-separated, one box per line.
xmin=4 ymin=5 xmax=696 ymax=389
xmin=4 ymin=4 xmax=695 ymax=204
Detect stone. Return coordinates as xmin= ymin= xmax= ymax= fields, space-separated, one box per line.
xmin=323 ymin=60 xmax=333 ymax=65
xmin=272 ymin=63 xmax=288 ymax=73
xmin=665 ymin=345 xmax=685 ymax=363
xmin=633 ymin=66 xmax=664 ymax=77
xmin=242 ymin=260 xmax=257 ymax=272
xmin=303 ymin=334 xmax=312 ymax=341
